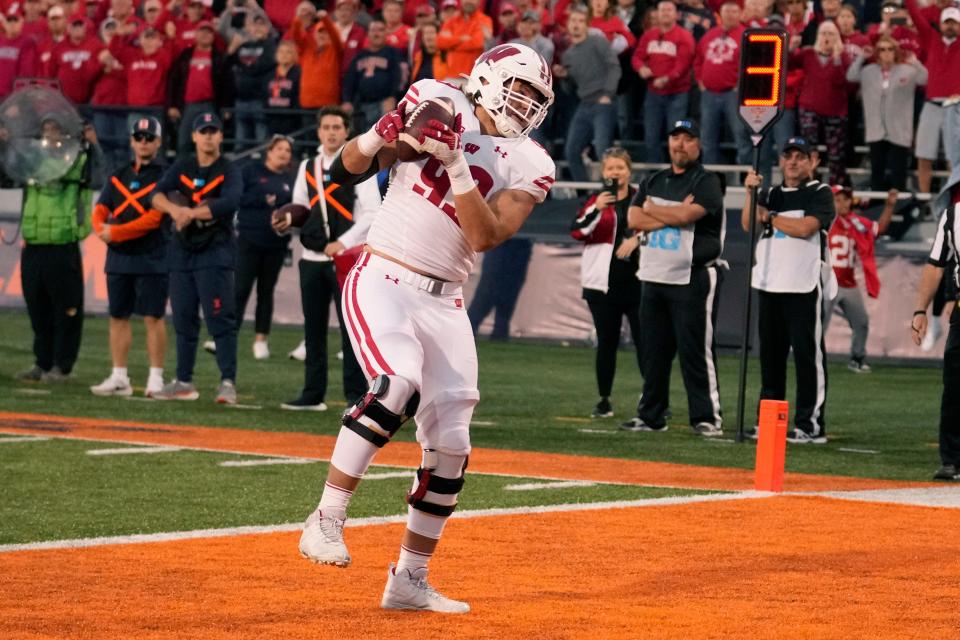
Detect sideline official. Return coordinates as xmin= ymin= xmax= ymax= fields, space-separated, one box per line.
xmin=151 ymin=112 xmax=242 ymax=404
xmin=743 ymin=137 xmax=835 ymax=444
xmin=912 ymin=202 xmax=960 ymax=480
xmin=622 ymin=119 xmax=726 ymax=437
xmin=89 ymin=117 xmax=168 ymax=398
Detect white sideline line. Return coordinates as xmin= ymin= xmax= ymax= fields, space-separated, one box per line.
xmin=219 ymin=458 xmax=316 ymax=467
xmin=13 ymin=388 xmax=51 ymax=395
xmin=86 ymin=446 xmax=182 ymax=456
xmin=838 ymin=448 xmax=880 ymax=455
xmin=0 ymin=491 xmax=765 ymax=553
xmin=578 ymin=428 xmax=617 ymax=434
xmin=813 ymin=487 xmax=960 ymax=508
xmin=0 ymin=436 xmax=51 ymax=443
xmin=504 ymin=481 xmax=596 ymax=491
xmin=470 ymin=421 xmax=496 ymax=426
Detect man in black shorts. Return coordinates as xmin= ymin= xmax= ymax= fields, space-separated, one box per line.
xmin=89 ymin=117 xmax=168 ymax=397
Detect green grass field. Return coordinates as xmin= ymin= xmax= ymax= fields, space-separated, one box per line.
xmin=0 ymin=308 xmax=947 ymax=546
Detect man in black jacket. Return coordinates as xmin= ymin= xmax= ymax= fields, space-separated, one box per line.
xmin=150 ymin=112 xmax=243 ymax=404
xmin=230 ymin=13 xmax=276 ymax=149
xmin=166 ymin=21 xmax=235 ymax=155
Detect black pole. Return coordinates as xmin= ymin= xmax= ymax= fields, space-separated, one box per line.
xmin=735 ymin=140 xmax=763 ymax=443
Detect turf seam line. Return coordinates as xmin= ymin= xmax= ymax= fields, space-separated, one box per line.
xmin=0 ymin=491 xmax=767 ymax=553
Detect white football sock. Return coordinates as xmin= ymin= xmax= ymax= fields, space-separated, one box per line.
xmin=318 ymin=481 xmax=354 ymax=512
xmin=396 ymin=544 xmax=432 ymax=574
xmin=112 ymin=367 xmax=128 ymax=381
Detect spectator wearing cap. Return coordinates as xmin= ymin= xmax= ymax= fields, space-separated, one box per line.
xmin=792 ymin=20 xmax=852 ymax=185
xmin=918 ymin=0 xmax=956 ymax=30
xmin=37 ymin=5 xmax=67 ymax=75
xmin=0 ymin=9 xmax=37 ymax=99
xmin=266 ymin=39 xmax=302 ymax=136
xmin=678 ymin=0 xmax=716 ymax=41
xmin=510 ymin=9 xmax=554 ymax=62
xmin=341 ymin=17 xmax=401 ymax=133
xmin=411 ymin=20 xmax=447 ymax=81
xmin=332 ymin=0 xmax=366 ymax=73
xmin=846 ymin=34 xmax=927 ymax=191
xmin=174 ymin=0 xmax=212 ymax=54
xmin=555 ymin=5 xmax=620 ymax=183
xmin=382 ymin=0 xmax=412 ymax=53
xmin=825 ymin=185 xmax=897 ymax=373
xmin=694 ymin=0 xmax=749 ymax=165
xmin=437 ymin=0 xmax=493 ymax=81
xmin=106 ymin=24 xmax=175 ymax=110
xmin=905 ymin=0 xmax=960 ymax=196
xmin=742 ymin=137 xmax=836 ymax=444
xmin=90 ymin=18 xmax=129 ymax=170
xmin=632 ymin=0 xmax=695 ymax=163
xmin=140 ymin=0 xmax=167 ymax=31
xmin=89 ymin=116 xmax=169 ymax=398
xmin=50 ymin=16 xmax=105 ymax=105
xmin=150 ymin=111 xmax=243 ymax=404
xmin=108 ymin=0 xmax=146 ymax=44
xmin=167 ymin=18 xmax=234 ymax=155
xmin=228 ymin=12 xmax=277 ymax=149
xmin=588 ymin=0 xmax=635 ymax=53
xmin=494 ymin=3 xmax=520 ymax=43
xmin=404 ymin=0 xmax=435 ymax=27
xmin=622 ymin=118 xmax=726 ymax=438
xmin=291 ymin=7 xmax=344 ymax=108
xmin=440 ymin=0 xmax=460 ymax=25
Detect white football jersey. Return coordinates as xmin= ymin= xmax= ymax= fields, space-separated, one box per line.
xmin=365 ymin=79 xmax=556 ymax=282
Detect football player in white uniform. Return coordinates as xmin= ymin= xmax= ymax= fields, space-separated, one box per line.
xmin=297 ymin=43 xmax=556 ymax=613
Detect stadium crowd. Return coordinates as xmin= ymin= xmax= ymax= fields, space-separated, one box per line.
xmin=1 ymin=0 xmax=959 ymax=189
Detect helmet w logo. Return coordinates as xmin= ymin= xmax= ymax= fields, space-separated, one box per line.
xmin=476 ymin=45 xmax=521 ymax=65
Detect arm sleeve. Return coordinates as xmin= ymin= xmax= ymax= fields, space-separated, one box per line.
xmin=629 ymin=180 xmax=647 ymax=207
xmin=107 ymin=208 xmax=164 ymax=242
xmin=509 ymin=142 xmax=556 ymax=203
xmin=807 ymin=185 xmax=836 ymax=230
xmin=328 ymin=150 xmax=381 ymax=188
xmin=692 ymin=172 xmax=724 ymax=218
xmin=600 ymin=39 xmax=621 ymax=95
xmin=570 ymin=193 xmax=603 ymax=240
xmin=337 ymin=174 xmax=381 ymax=248
xmin=208 ymin=164 xmax=243 ymax=220
xmin=91 ymin=202 xmax=109 ymax=235
xmin=845 ymin=54 xmax=864 ymax=82
xmin=904 ymin=0 xmax=935 ymax=41
xmin=667 ymin=31 xmax=695 ymax=82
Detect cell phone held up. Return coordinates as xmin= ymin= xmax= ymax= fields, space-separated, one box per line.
xmin=602 ymin=177 xmax=619 ymax=197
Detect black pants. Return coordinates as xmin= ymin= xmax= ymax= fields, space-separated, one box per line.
xmin=299 ymin=259 xmax=366 ymax=405
xmin=235 ymin=236 xmax=286 ymax=335
xmin=757 ymin=285 xmax=827 ymax=435
xmin=868 ymin=140 xmax=909 ymax=191
xmin=21 ymin=243 xmax=84 ymax=374
xmin=170 ymin=267 xmax=237 ymax=382
xmin=636 ymin=266 xmax=723 ymax=428
xmin=467 ymin=238 xmax=533 ymax=339
xmin=940 ymin=306 xmax=960 ymax=464
xmin=587 ymin=297 xmax=641 ymax=398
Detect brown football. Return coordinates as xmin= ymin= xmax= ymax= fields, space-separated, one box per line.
xmin=397 ymin=97 xmax=457 ymax=162
xmin=272 ymin=203 xmax=311 ymax=228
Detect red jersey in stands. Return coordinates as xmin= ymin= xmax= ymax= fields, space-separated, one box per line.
xmin=21 ymin=17 xmax=47 ymax=43
xmin=37 ymin=34 xmax=65 ymax=76
xmin=51 ymin=36 xmax=105 ymax=103
xmin=829 ymin=212 xmax=880 ymax=295
xmin=867 ymin=24 xmax=921 ymax=59
xmin=694 ymin=23 xmax=744 ymax=92
xmin=91 ymin=63 xmax=126 ymax=105
xmin=791 ymin=47 xmax=851 ymax=117
xmin=184 ymin=48 xmax=214 ymax=103
xmin=338 ymin=22 xmax=366 ymax=71
xmin=385 ymin=23 xmax=410 ymax=53
xmin=264 ymin=0 xmax=298 ymax=30
xmin=589 ymin=15 xmax=635 ymax=51
xmin=0 ymin=34 xmax=36 ymax=98
xmin=632 ymin=24 xmax=695 ymax=95
xmin=175 ymin=17 xmax=206 ymax=54
xmin=905 ymin=0 xmax=960 ymax=99
xmin=111 ymin=38 xmax=174 ymax=106
xmin=842 ymin=30 xmax=870 ymax=58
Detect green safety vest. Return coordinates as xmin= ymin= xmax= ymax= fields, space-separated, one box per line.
xmin=21 ymin=153 xmax=94 ymax=245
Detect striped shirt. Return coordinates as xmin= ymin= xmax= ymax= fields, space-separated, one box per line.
xmin=928 ymin=203 xmax=960 ymax=290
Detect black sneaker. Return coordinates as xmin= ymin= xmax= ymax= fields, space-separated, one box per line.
xmin=933 ymin=464 xmax=960 ymax=481
xmin=15 ymin=365 xmax=46 ymax=381
xmin=591 ymin=398 xmax=613 ymax=418
xmin=620 ymin=417 xmax=668 ymax=432
xmin=847 ymin=358 xmax=872 ymax=373
xmin=281 ymin=397 xmax=328 ymax=411
xmin=786 ymin=428 xmax=827 ymax=444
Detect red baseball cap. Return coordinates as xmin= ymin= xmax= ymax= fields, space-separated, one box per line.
xmin=499 ymin=2 xmax=518 ymax=14
xmin=195 ymin=19 xmax=215 ymax=30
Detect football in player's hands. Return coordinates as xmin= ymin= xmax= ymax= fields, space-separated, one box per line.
xmin=272 ymin=203 xmax=311 ymax=228
xmin=397 ymin=97 xmax=456 ymax=162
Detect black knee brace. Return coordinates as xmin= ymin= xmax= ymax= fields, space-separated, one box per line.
xmin=406 ymin=453 xmax=468 ymax=517
xmin=342 ymin=375 xmax=420 ymax=448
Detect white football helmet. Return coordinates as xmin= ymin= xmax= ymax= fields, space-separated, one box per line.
xmin=464 ymin=43 xmax=554 ymax=138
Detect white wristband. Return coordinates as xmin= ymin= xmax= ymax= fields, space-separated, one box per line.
xmin=445 ymin=154 xmax=475 ymax=195
xmin=356 ymin=128 xmax=385 ymax=157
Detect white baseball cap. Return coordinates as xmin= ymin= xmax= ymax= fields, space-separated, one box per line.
xmin=941 ymin=6 xmax=960 ymax=23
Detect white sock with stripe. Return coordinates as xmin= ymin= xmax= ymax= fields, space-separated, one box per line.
xmin=318 ymin=481 xmax=354 ymax=513
xmin=396 ymin=544 xmax=432 ymax=574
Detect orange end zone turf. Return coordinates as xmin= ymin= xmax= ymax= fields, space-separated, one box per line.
xmin=1 ymin=496 xmax=958 ymax=639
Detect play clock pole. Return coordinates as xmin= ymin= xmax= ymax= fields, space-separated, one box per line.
xmin=735 ymin=28 xmax=788 ymax=443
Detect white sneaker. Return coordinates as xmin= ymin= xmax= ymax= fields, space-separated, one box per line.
xmin=253 ymin=341 xmax=270 ymax=360
xmin=289 ymin=340 xmax=306 ymax=361
xmin=922 ymin=320 xmax=943 ymax=352
xmin=381 ymin=563 xmax=470 ymax=614
xmin=145 ymin=376 xmax=164 ymax=398
xmin=203 ymin=340 xmax=217 ymax=354
xmin=90 ymin=375 xmax=133 ymax=397
xmin=299 ymin=507 xmax=351 ymax=567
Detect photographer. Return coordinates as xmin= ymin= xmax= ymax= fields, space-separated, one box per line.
xmin=571 ymin=147 xmax=641 ymax=419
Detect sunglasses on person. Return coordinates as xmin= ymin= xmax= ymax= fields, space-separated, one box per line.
xmin=133 ymin=133 xmax=157 ymax=142
xmin=145 ymin=5 xmax=160 ymax=11
xmin=876 ymin=46 xmax=895 ymax=52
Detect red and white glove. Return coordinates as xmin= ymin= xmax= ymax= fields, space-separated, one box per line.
xmin=356 ymin=102 xmax=406 ymax=156
xmin=419 ymin=116 xmax=474 ymax=195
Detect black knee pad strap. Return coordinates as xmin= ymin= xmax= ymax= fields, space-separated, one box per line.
xmin=406 ymin=468 xmax=465 ymax=516
xmin=341 ymin=376 xmax=420 ymax=448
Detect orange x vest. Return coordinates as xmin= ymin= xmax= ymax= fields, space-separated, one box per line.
xmin=300 ymin=155 xmax=357 ymax=252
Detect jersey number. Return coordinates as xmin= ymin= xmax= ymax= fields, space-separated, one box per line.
xmin=830 ymin=235 xmax=851 ymax=268
xmin=411 ymin=158 xmax=494 ymax=223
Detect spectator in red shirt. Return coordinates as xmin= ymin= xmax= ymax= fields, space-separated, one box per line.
xmin=141 ymin=0 xmax=167 ymax=31
xmin=174 ymin=0 xmax=209 ymax=53
xmin=382 ymin=0 xmax=411 ymax=52
xmin=783 ymin=0 xmax=810 ymax=49
xmin=19 ymin=0 xmax=46 ymax=42
xmin=793 ymin=19 xmax=851 ymax=184
xmin=108 ymin=25 xmax=174 ymax=108
xmin=588 ymin=0 xmax=635 ymax=53
xmin=264 ymin=0 xmax=299 ymax=31
xmin=694 ymin=0 xmax=748 ymax=164
xmin=51 ymin=17 xmax=105 ymax=105
xmin=167 ymin=20 xmax=234 ymax=153
xmin=108 ymin=0 xmax=145 ymax=42
xmin=91 ymin=18 xmax=130 ymax=169
xmin=632 ymin=0 xmax=695 ymax=162
xmin=0 ymin=10 xmax=37 ymax=98
xmin=905 ymin=0 xmax=960 ymax=195
xmin=837 ymin=4 xmax=869 ymax=57
xmin=495 ymin=3 xmax=520 ymax=43
xmin=333 ymin=0 xmax=366 ymax=72
xmin=867 ymin=1 xmax=921 ymax=60
xmin=37 ymin=4 xmax=67 ymax=75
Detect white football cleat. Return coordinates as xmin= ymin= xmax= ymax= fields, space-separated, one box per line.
xmin=381 ymin=564 xmax=470 ymax=614
xmin=299 ymin=507 xmax=351 ymax=567
xmin=253 ymin=341 xmax=270 ymax=360
xmin=90 ymin=375 xmax=133 ymax=397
